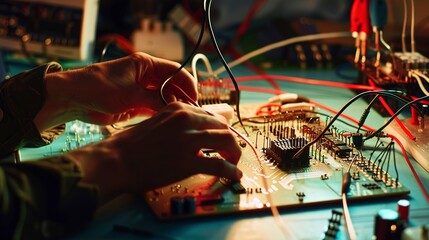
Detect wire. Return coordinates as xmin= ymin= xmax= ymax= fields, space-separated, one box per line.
xmin=226 ymin=74 xmax=379 ymax=91
xmin=205 ymin=0 xmax=248 ymax=136
xmin=159 ymin=2 xmax=207 ymax=106
xmin=292 ymin=90 xmax=418 ymax=159
xmin=342 ymin=192 xmax=357 ymax=240
xmin=191 ymin=53 xmax=214 ymax=81
xmin=98 ymin=39 xmax=116 ymax=62
xmin=402 ymin=0 xmax=408 ymax=53
xmin=412 ymin=71 xmax=429 ymax=96
xmin=225 ymin=47 xmax=281 ymax=91
xmin=97 ymin=34 xmax=136 ymax=54
xmin=367 ymin=79 xmax=417 ymax=141
xmin=357 ymin=95 xmax=380 ymax=133
xmin=365 ymin=95 xmax=429 ymax=140
xmin=388 ymin=134 xmax=429 ymax=203
xmin=213 ymin=32 xmax=351 ymax=76
xmin=234 ymin=84 xmax=429 ymax=204
xmin=229 ymin=0 xmax=266 ymax=47
xmin=229 ymin=84 xmax=376 ymax=131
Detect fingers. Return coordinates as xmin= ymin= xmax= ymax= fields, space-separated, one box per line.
xmin=187 ymin=129 xmax=242 ymax=165
xmin=133 ymin=52 xmax=198 ymax=103
xmin=193 ymin=156 xmax=243 ymax=181
xmin=157 ymin=102 xmax=229 ymax=129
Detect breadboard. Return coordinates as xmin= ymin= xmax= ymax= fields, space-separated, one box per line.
xmin=386 ymin=118 xmax=429 ymax=172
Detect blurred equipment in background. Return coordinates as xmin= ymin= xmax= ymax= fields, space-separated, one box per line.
xmin=0 ymin=0 xmax=98 ymax=61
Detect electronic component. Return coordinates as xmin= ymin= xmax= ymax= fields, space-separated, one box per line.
xmin=401 ymin=225 xmax=429 ymax=240
xmin=266 ymin=137 xmax=309 ymax=170
xmin=0 ymin=0 xmax=98 ymax=60
xmin=397 ymin=199 xmax=410 ymax=223
xmin=374 ymin=209 xmax=403 ymax=240
xmin=321 ymin=210 xmax=343 ymax=240
xmin=144 ymin=104 xmax=409 ymax=220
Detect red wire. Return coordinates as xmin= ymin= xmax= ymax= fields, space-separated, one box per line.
xmin=235 ymin=85 xmax=376 ymax=131
xmin=98 ymin=34 xmax=136 ymax=53
xmin=229 ymin=0 xmax=267 ymax=47
xmin=223 ymin=74 xmax=378 ymax=91
xmin=255 ymin=103 xmax=282 ymax=116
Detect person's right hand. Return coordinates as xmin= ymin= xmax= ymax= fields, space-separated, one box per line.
xmin=67 ymin=102 xmax=243 ymax=203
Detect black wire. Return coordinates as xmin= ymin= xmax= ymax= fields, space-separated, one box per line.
xmin=357 ymin=95 xmax=380 ymax=133
xmin=232 ymin=110 xmax=366 ymax=132
xmin=392 ymin=141 xmax=399 ymax=183
xmin=291 ymin=90 xmax=418 ymax=159
xmin=205 ymin=0 xmax=249 ymax=136
xmin=365 ymin=94 xmax=429 ymax=140
xmin=98 ymin=39 xmax=115 ymax=62
xmin=159 ymin=4 xmax=207 ymax=105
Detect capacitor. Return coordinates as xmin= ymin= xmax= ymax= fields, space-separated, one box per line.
xmin=397 ymin=199 xmax=410 ymax=223
xmin=374 ymin=209 xmax=401 ymax=240
xmin=184 ymin=196 xmax=197 ymax=214
xmin=170 ymin=196 xmax=185 ymax=215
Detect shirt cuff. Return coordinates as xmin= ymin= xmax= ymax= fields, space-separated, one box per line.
xmin=0 ymin=62 xmax=65 ymax=157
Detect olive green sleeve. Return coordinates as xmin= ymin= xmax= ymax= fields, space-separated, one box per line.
xmin=0 ymin=156 xmax=99 ymax=240
xmin=0 ymin=62 xmax=65 ymax=159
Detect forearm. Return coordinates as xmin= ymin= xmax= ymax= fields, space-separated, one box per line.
xmin=65 ymin=141 xmax=128 ymax=204
xmin=34 ymin=71 xmax=75 ymax=132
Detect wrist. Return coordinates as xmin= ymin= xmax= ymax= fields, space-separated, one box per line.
xmin=34 ymin=72 xmax=75 ymax=132
xmin=66 ymin=141 xmax=127 ymax=203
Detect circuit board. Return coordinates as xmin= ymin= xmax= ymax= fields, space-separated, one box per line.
xmin=144 ymin=105 xmax=410 ymax=220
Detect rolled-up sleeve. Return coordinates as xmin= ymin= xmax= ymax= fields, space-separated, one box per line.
xmin=0 ymin=62 xmax=65 ymax=158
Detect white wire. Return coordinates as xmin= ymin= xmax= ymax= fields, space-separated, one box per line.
xmin=412 ymin=71 xmax=429 ymax=96
xmin=410 ymin=0 xmax=416 ymax=53
xmin=191 ymin=53 xmax=214 ymax=81
xmin=379 ymin=31 xmax=391 ymax=51
xmin=402 ymin=0 xmax=408 ymax=53
xmin=213 ymin=32 xmax=351 ymax=76
xmin=342 ymin=193 xmax=357 ymax=240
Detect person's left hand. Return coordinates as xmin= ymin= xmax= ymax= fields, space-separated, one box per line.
xmin=35 ymin=52 xmax=197 ymax=131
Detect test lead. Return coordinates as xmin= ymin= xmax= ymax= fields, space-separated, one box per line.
xmin=350 ymin=0 xmax=371 ymax=66
xmin=369 ymin=0 xmax=388 ymax=67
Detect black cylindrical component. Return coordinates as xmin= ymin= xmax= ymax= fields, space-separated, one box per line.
xmin=170 ymin=196 xmax=185 ymax=215
xmin=184 ymin=195 xmax=197 ymax=214
xmin=374 ymin=209 xmax=401 ymax=240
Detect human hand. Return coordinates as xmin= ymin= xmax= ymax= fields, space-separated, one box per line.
xmin=35 ymin=52 xmax=197 ymax=131
xmin=68 ymin=102 xmax=243 ymax=202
